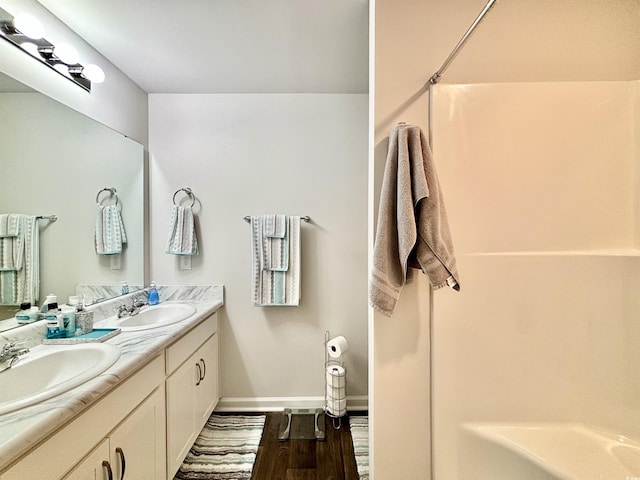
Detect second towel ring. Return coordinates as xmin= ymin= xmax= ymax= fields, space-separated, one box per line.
xmin=173 ymin=187 xmax=196 ymax=208
xmin=96 ymin=187 xmax=119 ymax=207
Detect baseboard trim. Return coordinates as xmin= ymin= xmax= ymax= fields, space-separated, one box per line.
xmin=215 ymin=395 xmax=368 ymax=413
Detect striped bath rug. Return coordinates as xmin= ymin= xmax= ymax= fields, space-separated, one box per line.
xmin=349 ymin=416 xmax=369 ymax=480
xmin=174 ymin=414 xmax=266 ymax=480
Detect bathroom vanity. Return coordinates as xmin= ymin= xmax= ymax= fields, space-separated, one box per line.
xmin=0 ymin=294 xmax=222 ymax=480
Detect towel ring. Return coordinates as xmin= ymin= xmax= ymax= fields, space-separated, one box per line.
xmin=96 ymin=187 xmax=119 ymax=207
xmin=173 ymin=187 xmax=196 ymax=208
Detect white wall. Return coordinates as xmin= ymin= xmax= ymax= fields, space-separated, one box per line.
xmin=148 ymin=94 xmax=368 ymax=407
xmin=431 ymin=81 xmax=640 ymax=478
xmin=372 ymin=1 xmax=640 ymax=479
xmin=0 ymin=0 xmax=147 ymax=144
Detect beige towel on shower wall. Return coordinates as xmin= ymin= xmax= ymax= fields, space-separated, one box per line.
xmin=369 ymin=123 xmax=460 ymax=317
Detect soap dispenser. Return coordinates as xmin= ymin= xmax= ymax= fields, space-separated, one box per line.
xmin=148 ymin=281 xmax=160 ymax=305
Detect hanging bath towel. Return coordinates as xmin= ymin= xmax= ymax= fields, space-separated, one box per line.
xmin=250 ymin=215 xmax=300 ymax=306
xmin=95 ymin=204 xmax=127 ymax=255
xmin=369 ymin=123 xmax=460 ymax=317
xmin=165 ymin=205 xmax=198 ymax=255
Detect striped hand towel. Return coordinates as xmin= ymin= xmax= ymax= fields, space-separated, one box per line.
xmin=0 ymin=214 xmax=25 ymax=271
xmin=261 ymin=214 xmax=289 ymax=271
xmin=0 ymin=215 xmax=39 ymax=305
xmin=95 ymin=205 xmax=127 ymax=255
xmin=165 ymin=205 xmax=198 ymax=255
xmin=251 ymin=215 xmax=301 ymax=306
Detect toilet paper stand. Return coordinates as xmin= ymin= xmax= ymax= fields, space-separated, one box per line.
xmin=324 ymin=331 xmax=347 ymax=430
xmin=277 ymin=331 xmax=347 ymax=441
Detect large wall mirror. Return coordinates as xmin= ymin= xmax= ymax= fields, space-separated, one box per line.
xmin=0 ymin=71 xmax=144 ymax=332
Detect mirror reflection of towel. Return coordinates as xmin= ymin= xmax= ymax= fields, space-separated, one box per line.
xmin=0 ymin=214 xmax=24 ymax=271
xmin=95 ymin=205 xmax=127 ymax=255
xmin=0 ymin=215 xmax=39 ymax=305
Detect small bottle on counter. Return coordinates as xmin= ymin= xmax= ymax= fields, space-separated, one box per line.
xmin=148 ymin=281 xmax=160 ymax=305
xmin=61 ymin=305 xmax=76 ymax=337
xmin=45 ymin=314 xmax=63 ymax=338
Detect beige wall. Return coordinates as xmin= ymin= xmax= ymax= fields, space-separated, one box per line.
xmin=372 ymin=1 xmax=640 ymax=479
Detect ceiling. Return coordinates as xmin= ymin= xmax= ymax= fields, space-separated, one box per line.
xmin=36 ymin=0 xmax=369 ymax=94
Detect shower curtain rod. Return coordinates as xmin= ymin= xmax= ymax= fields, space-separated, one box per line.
xmin=426 ymin=3 xmax=499 ymax=478
xmin=428 ymin=0 xmax=498 ymax=85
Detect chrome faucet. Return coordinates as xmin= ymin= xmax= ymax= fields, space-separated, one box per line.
xmin=116 ymin=294 xmax=148 ymax=318
xmin=0 ymin=341 xmax=29 ymax=372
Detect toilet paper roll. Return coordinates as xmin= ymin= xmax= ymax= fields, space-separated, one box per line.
xmin=327 ymin=385 xmax=346 ymax=401
xmin=326 ymin=365 xmax=346 ymax=388
xmin=327 ymin=336 xmax=349 ymax=359
xmin=326 ymin=397 xmax=347 ymax=417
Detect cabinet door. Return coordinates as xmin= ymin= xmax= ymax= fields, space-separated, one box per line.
xmin=63 ymin=440 xmax=110 ymax=480
xmin=166 ymin=350 xmax=199 ymax=477
xmin=109 ymin=386 xmax=166 ymax=480
xmin=196 ymin=332 xmax=219 ymax=427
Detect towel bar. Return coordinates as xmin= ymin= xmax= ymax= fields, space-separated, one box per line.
xmin=36 ymin=215 xmax=57 ymax=222
xmin=243 ymin=215 xmax=310 ymax=223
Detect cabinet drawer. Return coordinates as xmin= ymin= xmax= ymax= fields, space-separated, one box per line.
xmin=165 ymin=313 xmax=217 ymax=375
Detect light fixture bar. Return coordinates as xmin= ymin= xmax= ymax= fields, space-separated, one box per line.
xmin=0 ymin=6 xmax=99 ymax=92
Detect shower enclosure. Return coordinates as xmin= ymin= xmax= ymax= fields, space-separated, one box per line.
xmin=430 ymin=74 xmax=640 ymax=480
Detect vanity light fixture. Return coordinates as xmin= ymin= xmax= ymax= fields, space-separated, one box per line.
xmin=0 ymin=6 xmax=105 ymax=92
xmin=12 ymin=13 xmax=44 ymax=39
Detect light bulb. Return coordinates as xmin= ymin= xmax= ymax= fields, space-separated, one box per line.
xmin=82 ymin=64 xmax=105 ymax=83
xmin=54 ymin=43 xmax=79 ymax=64
xmin=13 ymin=13 xmax=45 ymax=40
xmin=53 ymin=63 xmax=71 ymax=77
xmin=20 ymin=42 xmax=40 ymax=57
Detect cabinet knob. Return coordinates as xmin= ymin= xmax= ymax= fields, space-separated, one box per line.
xmin=196 ymin=362 xmax=202 ymax=386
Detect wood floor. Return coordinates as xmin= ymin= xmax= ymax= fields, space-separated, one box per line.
xmin=251 ymin=412 xmax=363 ymax=480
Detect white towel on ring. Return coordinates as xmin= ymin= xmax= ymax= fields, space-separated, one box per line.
xmin=165 ymin=205 xmax=198 ymax=255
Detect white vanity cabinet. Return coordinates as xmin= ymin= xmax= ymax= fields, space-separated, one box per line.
xmin=63 ymin=385 xmax=165 ymax=480
xmin=165 ymin=313 xmax=219 ymax=478
xmin=2 ymin=356 xmax=166 ymax=480
xmin=0 ymin=307 xmax=221 ymax=480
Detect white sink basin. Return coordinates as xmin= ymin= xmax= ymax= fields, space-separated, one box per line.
xmin=0 ymin=343 xmax=121 ymax=415
xmin=117 ymin=303 xmax=197 ymax=331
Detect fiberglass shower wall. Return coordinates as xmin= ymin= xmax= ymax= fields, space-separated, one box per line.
xmin=430 ymin=81 xmax=640 ymax=478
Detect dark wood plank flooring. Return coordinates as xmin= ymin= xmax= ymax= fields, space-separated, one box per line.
xmin=251 ymin=412 xmax=363 ymax=480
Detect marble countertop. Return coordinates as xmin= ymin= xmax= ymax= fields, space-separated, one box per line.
xmin=0 ymin=286 xmax=223 ymax=472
